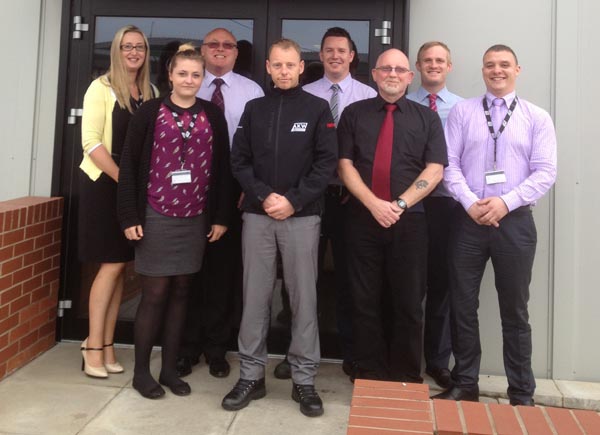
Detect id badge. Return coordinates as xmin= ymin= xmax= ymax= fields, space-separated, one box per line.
xmin=171 ymin=169 xmax=192 ymax=185
xmin=485 ymin=170 xmax=507 ymax=185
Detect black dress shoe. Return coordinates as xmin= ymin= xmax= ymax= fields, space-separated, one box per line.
xmin=175 ymin=355 xmax=199 ymax=378
xmin=132 ymin=376 xmax=166 ymax=400
xmin=292 ymin=383 xmax=324 ymax=417
xmin=426 ymin=367 xmax=454 ymax=389
xmin=510 ymin=398 xmax=535 ymax=406
xmin=342 ymin=360 xmax=353 ymax=377
xmin=158 ymin=374 xmax=191 ymax=396
xmin=274 ymin=358 xmax=291 ymax=379
xmin=432 ymin=386 xmax=479 ymax=402
xmin=222 ymin=378 xmax=266 ymax=411
xmin=208 ymin=357 xmax=230 ymax=378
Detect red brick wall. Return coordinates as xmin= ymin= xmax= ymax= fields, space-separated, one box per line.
xmin=0 ymin=196 xmax=63 ymax=380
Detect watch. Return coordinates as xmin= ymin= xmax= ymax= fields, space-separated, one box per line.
xmin=396 ymin=198 xmax=408 ymax=210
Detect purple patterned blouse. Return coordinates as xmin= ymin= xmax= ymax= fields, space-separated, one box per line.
xmin=147 ymin=100 xmax=213 ymax=217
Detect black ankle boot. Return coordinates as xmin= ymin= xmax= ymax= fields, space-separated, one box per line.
xmin=222 ymin=378 xmax=266 ymax=411
xmin=292 ymin=383 xmax=323 ymax=417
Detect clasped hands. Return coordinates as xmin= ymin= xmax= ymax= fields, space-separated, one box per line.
xmin=263 ymin=193 xmax=295 ymax=220
xmin=369 ymin=198 xmax=404 ymax=228
xmin=467 ymin=196 xmax=509 ymax=227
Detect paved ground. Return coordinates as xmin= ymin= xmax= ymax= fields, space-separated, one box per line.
xmin=1 ymin=342 xmax=599 ymax=434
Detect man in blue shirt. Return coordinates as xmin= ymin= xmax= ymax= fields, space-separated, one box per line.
xmin=407 ymin=41 xmax=462 ymax=390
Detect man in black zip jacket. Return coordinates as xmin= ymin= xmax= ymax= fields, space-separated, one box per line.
xmin=222 ymin=38 xmax=337 ymax=417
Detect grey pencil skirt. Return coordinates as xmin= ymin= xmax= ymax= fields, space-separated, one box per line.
xmin=134 ymin=205 xmax=208 ymax=277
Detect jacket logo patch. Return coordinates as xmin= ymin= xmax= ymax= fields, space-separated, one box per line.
xmin=291 ymin=122 xmax=308 ymax=132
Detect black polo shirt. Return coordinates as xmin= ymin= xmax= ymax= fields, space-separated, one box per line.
xmin=338 ymin=95 xmax=448 ymax=211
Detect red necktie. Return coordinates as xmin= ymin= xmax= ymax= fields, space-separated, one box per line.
xmin=211 ymin=78 xmax=225 ymax=112
xmin=428 ymin=93 xmax=438 ymax=112
xmin=371 ymin=104 xmax=397 ymax=201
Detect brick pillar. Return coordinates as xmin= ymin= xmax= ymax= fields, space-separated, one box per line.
xmin=0 ymin=196 xmax=64 ymax=380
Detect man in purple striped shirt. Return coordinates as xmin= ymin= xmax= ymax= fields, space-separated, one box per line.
xmin=434 ymin=45 xmax=557 ymax=406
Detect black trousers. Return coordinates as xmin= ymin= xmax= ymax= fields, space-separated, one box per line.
xmin=449 ymin=206 xmax=537 ymax=401
xmin=319 ymin=188 xmax=353 ymax=363
xmin=346 ymin=204 xmax=428 ymax=382
xmin=423 ymin=196 xmax=457 ymax=371
xmin=179 ymin=213 xmax=243 ymax=361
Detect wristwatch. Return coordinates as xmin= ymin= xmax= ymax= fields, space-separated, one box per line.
xmin=396 ymin=198 xmax=408 ymax=210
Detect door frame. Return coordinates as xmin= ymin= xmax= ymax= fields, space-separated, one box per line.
xmin=52 ymin=0 xmax=409 ymax=356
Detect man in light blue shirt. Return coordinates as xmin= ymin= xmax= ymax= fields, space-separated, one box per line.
xmin=178 ymin=27 xmax=264 ymax=380
xmin=274 ymin=27 xmax=376 ymax=380
xmin=407 ymin=41 xmax=463 ymax=390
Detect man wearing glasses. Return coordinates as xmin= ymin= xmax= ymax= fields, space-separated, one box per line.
xmin=177 ymin=28 xmax=263 ymax=380
xmin=338 ymin=49 xmax=447 ymax=382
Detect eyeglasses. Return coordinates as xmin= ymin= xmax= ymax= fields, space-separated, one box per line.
xmin=202 ymin=41 xmax=237 ymax=50
xmin=120 ymin=44 xmax=146 ymax=53
xmin=374 ymin=66 xmax=410 ymax=75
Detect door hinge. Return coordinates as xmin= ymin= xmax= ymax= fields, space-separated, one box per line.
xmin=67 ymin=108 xmax=83 ymax=125
xmin=73 ymin=16 xmax=89 ymax=39
xmin=57 ymin=300 xmax=72 ymax=318
xmin=374 ymin=21 xmax=392 ymax=45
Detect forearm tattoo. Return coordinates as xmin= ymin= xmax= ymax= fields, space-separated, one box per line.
xmin=415 ymin=179 xmax=429 ymax=190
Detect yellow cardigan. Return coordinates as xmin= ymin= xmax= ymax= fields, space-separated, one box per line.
xmin=79 ymin=76 xmax=157 ymax=181
xmin=79 ymin=76 xmax=117 ymax=181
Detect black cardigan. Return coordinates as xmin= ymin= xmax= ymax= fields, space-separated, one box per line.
xmin=117 ymin=97 xmax=234 ymax=231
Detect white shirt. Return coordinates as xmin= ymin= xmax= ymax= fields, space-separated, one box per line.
xmin=197 ymin=70 xmax=264 ymax=146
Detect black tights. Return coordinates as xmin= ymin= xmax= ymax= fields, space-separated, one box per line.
xmin=134 ymin=274 xmax=193 ymax=388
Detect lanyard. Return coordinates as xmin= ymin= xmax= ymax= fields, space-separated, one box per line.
xmin=170 ymin=110 xmax=198 ymax=167
xmin=483 ymin=96 xmax=518 ymax=169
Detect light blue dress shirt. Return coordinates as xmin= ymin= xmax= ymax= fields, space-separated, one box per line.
xmin=407 ymin=86 xmax=463 ymax=197
xmin=406 ymin=86 xmax=463 ymax=127
xmin=197 ymin=70 xmax=264 ymax=146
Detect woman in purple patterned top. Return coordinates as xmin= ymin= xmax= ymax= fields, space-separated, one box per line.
xmin=117 ymin=44 xmax=233 ymax=399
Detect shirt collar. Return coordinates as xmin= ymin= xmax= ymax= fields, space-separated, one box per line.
xmin=485 ymin=90 xmax=517 ymax=107
xmin=322 ymin=73 xmax=353 ymax=93
xmin=415 ymin=86 xmax=451 ymax=103
xmin=204 ymin=70 xmax=234 ymax=88
xmin=163 ymin=95 xmax=202 ymax=115
xmin=375 ymin=94 xmax=408 ymax=112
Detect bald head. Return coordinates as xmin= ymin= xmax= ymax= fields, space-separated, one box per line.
xmin=372 ymin=48 xmax=414 ymax=102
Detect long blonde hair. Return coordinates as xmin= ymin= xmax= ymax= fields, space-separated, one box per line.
xmin=107 ymin=25 xmax=153 ymax=113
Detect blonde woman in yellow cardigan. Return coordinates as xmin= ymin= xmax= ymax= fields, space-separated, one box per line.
xmin=79 ymin=25 xmax=156 ymax=378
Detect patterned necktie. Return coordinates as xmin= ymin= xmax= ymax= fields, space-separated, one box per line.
xmin=428 ymin=93 xmax=438 ymax=112
xmin=330 ymin=84 xmax=340 ymax=125
xmin=371 ymin=104 xmax=397 ymax=201
xmin=211 ymin=78 xmax=225 ymax=113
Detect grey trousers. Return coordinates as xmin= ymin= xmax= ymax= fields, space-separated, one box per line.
xmin=238 ymin=213 xmax=321 ymax=385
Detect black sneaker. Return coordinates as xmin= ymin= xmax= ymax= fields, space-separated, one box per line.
xmin=292 ymin=383 xmax=324 ymax=417
xmin=222 ymin=378 xmax=266 ymax=411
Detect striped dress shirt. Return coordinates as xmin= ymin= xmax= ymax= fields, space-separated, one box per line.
xmin=444 ymin=91 xmax=557 ymax=212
